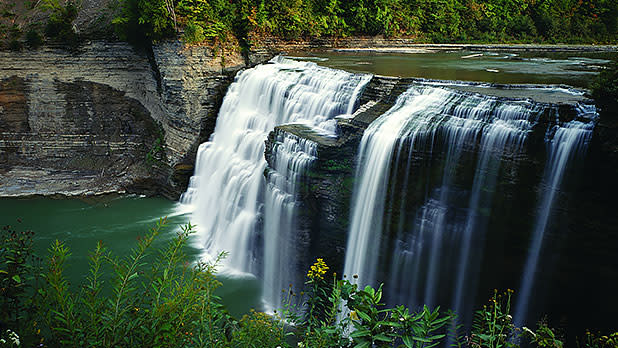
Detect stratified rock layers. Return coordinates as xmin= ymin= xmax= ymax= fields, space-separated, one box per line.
xmin=0 ymin=41 xmax=249 ymax=198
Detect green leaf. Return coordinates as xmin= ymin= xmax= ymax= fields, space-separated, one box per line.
xmin=357 ymin=310 xmax=372 ymax=322
xmin=374 ymin=333 xmax=392 ymax=342
xmin=350 ymin=328 xmax=371 ymax=338
xmin=12 ymin=274 xmax=21 ymax=283
xmin=402 ymin=335 xmax=414 ymax=347
xmin=353 ymin=342 xmax=371 ymax=348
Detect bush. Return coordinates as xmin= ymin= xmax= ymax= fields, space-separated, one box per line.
xmin=592 ymin=61 xmax=618 ymax=104
xmin=37 ymin=218 xmax=236 ymax=347
xmin=0 ymin=219 xmax=611 ymax=348
xmin=42 ymin=0 xmax=79 ymax=44
xmin=0 ymin=223 xmax=43 ymax=346
xmin=183 ymin=21 xmax=205 ymax=44
xmin=25 ymin=29 xmax=44 ymax=48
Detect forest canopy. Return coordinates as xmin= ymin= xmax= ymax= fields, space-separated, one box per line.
xmin=112 ymin=0 xmax=618 ymax=44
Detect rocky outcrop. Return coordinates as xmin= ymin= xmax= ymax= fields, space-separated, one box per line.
xmin=0 ymin=41 xmax=266 ymax=198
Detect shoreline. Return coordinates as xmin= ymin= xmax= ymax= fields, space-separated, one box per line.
xmin=329 ymin=43 xmax=618 ymax=53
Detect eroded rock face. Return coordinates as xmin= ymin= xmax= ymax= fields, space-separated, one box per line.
xmin=0 ymin=41 xmax=257 ymax=198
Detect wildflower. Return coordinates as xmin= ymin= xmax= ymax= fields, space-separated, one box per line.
xmin=522 ymin=327 xmax=536 ymax=338
xmin=306 ymin=258 xmax=329 ymax=280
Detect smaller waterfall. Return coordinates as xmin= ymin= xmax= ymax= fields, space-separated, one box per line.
xmin=345 ymin=84 xmax=548 ymax=326
xmin=343 ymin=87 xmax=452 ymax=287
xmin=452 ymin=103 xmax=539 ymax=322
xmin=514 ymin=104 xmax=597 ymax=326
xmin=264 ymin=131 xmax=317 ymax=311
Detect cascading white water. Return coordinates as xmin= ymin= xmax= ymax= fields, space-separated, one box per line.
xmin=514 ymin=104 xmax=597 ymax=326
xmin=451 ymin=103 xmax=540 ymax=322
xmin=345 ymin=84 xmax=545 ymax=318
xmin=343 ymin=86 xmax=451 ymax=288
xmin=180 ymin=56 xmax=370 ymax=304
xmin=263 ymin=131 xmax=317 ymax=310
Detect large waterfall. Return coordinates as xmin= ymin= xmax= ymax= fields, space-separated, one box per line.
xmin=181 ymin=57 xmax=370 ymax=308
xmin=343 ymin=83 xmax=596 ymax=325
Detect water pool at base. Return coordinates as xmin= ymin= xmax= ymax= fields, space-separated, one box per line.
xmin=0 ymin=196 xmax=262 ymax=318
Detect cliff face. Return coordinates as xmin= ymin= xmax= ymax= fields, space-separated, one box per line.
xmin=0 ymin=41 xmax=263 ymax=198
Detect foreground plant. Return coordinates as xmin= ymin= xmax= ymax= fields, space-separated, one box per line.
xmin=0 ymin=222 xmax=43 ymax=346
xmin=38 ymin=218 xmax=235 ymax=347
xmin=289 ymin=258 xmax=455 ymax=348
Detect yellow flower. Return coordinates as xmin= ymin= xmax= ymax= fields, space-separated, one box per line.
xmin=307 ymin=258 xmax=329 ymax=280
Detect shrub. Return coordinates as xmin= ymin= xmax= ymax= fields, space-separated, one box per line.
xmin=25 ymin=29 xmax=44 ymax=48
xmin=42 ymin=0 xmax=79 ymax=44
xmin=183 ymin=21 xmax=205 ymax=44
xmin=592 ymin=61 xmax=618 ymax=104
xmin=0 ymin=223 xmax=43 ymax=347
xmin=470 ymin=289 xmax=518 ymax=348
xmin=37 ymin=218 xmax=235 ymax=347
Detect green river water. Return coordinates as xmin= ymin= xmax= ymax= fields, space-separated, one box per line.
xmin=0 ymin=196 xmax=262 ymax=317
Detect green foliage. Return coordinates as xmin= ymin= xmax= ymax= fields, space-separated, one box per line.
xmin=112 ymin=0 xmax=618 ymax=45
xmin=113 ymin=0 xmax=176 ymax=42
xmin=470 ymin=289 xmax=518 ymax=348
xmin=591 ymin=61 xmax=618 ymax=104
xmin=37 ymin=218 xmax=236 ymax=347
xmin=0 ymin=223 xmax=42 ymax=341
xmin=521 ymin=320 xmax=563 ymax=348
xmin=230 ymin=310 xmax=289 ymax=347
xmin=42 ymin=0 xmax=80 ymax=44
xmin=183 ymin=21 xmax=205 ymax=44
xmin=0 ymin=223 xmax=611 ymax=348
xmin=285 ymin=258 xmax=455 ymax=348
xmin=580 ymin=332 xmax=618 ymax=348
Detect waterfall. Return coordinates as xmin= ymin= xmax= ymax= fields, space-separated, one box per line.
xmin=180 ymin=56 xmax=370 ymax=306
xmin=451 ymin=103 xmax=540 ymax=324
xmin=345 ymin=84 xmax=546 ymax=320
xmin=263 ymin=131 xmax=317 ymax=311
xmin=514 ymin=104 xmax=597 ymax=326
xmin=343 ymin=86 xmax=450 ymax=288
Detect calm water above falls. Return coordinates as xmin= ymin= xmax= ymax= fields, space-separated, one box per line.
xmin=287 ymin=50 xmax=616 ymax=88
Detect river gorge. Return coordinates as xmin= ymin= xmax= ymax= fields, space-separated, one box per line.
xmin=1 ymin=41 xmax=617 ymax=340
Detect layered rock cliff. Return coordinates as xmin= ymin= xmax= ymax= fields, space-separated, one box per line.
xmin=0 ymin=41 xmax=264 ymax=198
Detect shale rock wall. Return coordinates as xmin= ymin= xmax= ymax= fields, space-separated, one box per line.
xmin=0 ymin=41 xmax=263 ymax=198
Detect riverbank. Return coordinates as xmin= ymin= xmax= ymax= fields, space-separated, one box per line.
xmin=251 ymin=36 xmax=618 ymax=54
